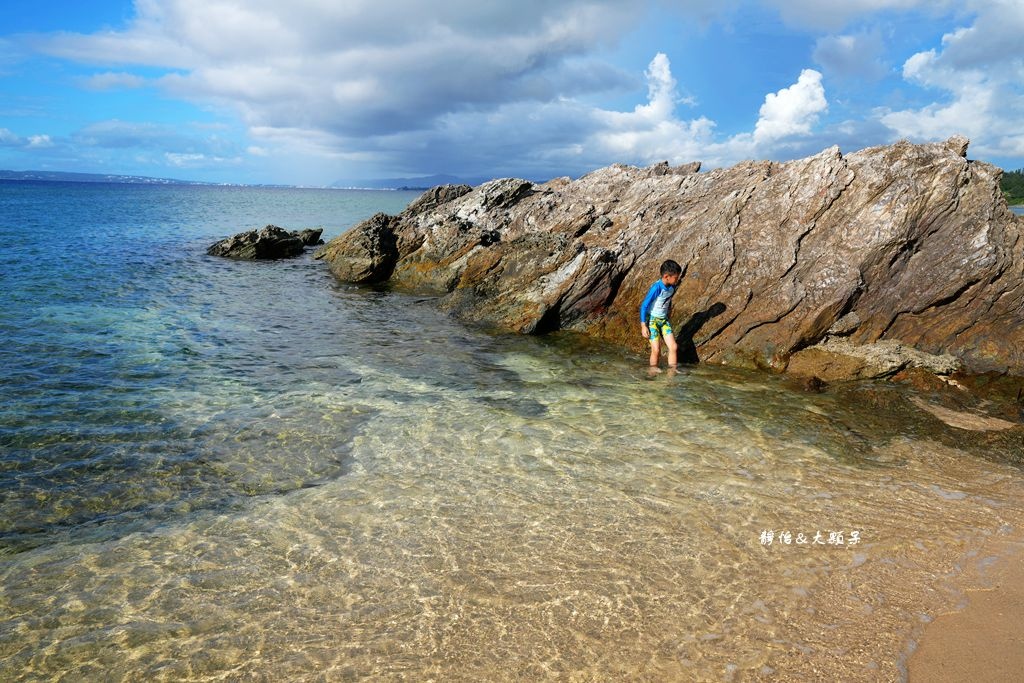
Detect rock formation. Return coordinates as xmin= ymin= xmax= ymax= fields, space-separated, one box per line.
xmin=208 ymin=226 xmax=323 ymax=259
xmin=294 ymin=228 xmax=325 ymax=247
xmin=319 ymin=137 xmax=1024 ymax=378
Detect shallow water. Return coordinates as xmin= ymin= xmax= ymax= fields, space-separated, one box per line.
xmin=2 ymin=181 xmax=1023 ymax=681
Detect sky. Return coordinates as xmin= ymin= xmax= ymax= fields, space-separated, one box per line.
xmin=1 ymin=0 xmax=1022 ymax=186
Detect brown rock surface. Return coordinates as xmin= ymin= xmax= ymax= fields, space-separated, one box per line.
xmin=321 ymin=137 xmax=1024 ymax=377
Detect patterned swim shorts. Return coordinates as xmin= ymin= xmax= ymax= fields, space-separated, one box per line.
xmin=648 ymin=316 xmax=673 ymax=341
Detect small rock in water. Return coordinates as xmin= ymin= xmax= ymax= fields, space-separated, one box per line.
xmin=801 ymin=376 xmax=827 ymax=392
xmin=207 ymin=225 xmax=322 ymax=259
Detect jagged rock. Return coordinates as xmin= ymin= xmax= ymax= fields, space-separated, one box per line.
xmin=321 ymin=137 xmax=1024 ymax=378
xmin=402 ymin=184 xmax=473 ymax=217
xmin=208 ymin=225 xmax=321 ymax=259
xmin=294 ymin=228 xmax=324 ymax=246
xmin=314 ymin=213 xmax=399 ymax=282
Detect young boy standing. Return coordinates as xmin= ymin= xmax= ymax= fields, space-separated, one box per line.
xmin=640 ymin=259 xmax=683 ymax=369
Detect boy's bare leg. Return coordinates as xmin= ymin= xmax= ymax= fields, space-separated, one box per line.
xmin=664 ymin=332 xmax=678 ymax=367
xmin=649 ymin=337 xmax=661 ymax=367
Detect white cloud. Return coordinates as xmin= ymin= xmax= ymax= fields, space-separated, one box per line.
xmin=36 ymin=0 xmax=645 ymax=141
xmin=25 ymin=0 xmax=1019 ymax=181
xmin=932 ymin=0 xmax=1024 ymax=70
xmin=753 ymin=70 xmax=828 ymax=144
xmin=278 ymin=52 xmax=831 ymax=180
xmin=572 ymin=56 xmax=827 ymax=171
xmin=27 ymin=135 xmax=54 ymax=148
xmin=165 ymin=152 xmax=205 ymax=166
xmin=879 ymin=1 xmax=1024 ymax=160
xmin=165 ymin=151 xmax=240 ymax=167
xmin=0 ymin=128 xmax=22 ymax=146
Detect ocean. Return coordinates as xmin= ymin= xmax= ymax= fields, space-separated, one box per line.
xmin=1 ymin=181 xmax=1023 ymax=680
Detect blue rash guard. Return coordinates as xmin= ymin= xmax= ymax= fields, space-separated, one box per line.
xmin=640 ymin=279 xmax=676 ymax=324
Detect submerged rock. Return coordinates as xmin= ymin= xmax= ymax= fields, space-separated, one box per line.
xmin=208 ymin=225 xmax=323 ymax=259
xmin=788 ymin=337 xmax=962 ymax=381
xmin=322 ymin=137 xmax=1024 ymax=378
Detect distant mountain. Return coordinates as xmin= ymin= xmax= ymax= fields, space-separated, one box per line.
xmin=331 ymin=173 xmax=490 ymax=190
xmin=0 ymin=169 xmax=219 ymax=185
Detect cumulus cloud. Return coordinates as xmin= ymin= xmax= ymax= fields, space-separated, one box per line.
xmin=25 ymin=1 xmax=988 ymax=180
xmin=551 ymin=56 xmax=827 ymax=173
xmin=879 ymin=1 xmax=1024 ymax=159
xmin=0 ymin=129 xmax=58 ymax=150
xmin=929 ymin=0 xmax=1024 ymax=70
xmin=36 ymin=0 xmax=645 ymax=140
xmin=753 ymin=69 xmax=828 ymax=144
xmin=276 ymin=52 xmax=831 ymax=180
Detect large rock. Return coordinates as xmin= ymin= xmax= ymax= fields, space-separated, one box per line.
xmin=321 ymin=137 xmax=1024 ymax=377
xmin=208 ymin=225 xmax=322 ymax=259
xmin=314 ymin=213 xmax=399 ymax=282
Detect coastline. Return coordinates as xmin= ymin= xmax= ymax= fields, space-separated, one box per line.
xmin=908 ymin=532 xmax=1024 ymax=681
xmin=4 ymin=181 xmax=1024 ymax=680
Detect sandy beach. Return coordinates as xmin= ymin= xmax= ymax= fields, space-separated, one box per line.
xmin=909 ymin=536 xmax=1024 ymax=681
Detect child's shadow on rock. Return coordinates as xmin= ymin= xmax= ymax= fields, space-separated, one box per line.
xmin=678 ymin=302 xmax=727 ymax=364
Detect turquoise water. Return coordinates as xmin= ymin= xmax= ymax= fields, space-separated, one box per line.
xmin=2 ymin=181 xmax=1024 ymax=680
xmin=1 ymin=182 xmax=423 ymax=551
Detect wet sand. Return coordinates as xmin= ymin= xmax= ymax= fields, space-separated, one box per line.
xmin=909 ymin=537 xmax=1024 ymax=682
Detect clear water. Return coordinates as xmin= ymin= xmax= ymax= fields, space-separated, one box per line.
xmin=1 ymin=181 xmax=1023 ymax=681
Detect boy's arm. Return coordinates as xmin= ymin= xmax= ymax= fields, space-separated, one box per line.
xmin=639 ymin=282 xmax=658 ymax=323
xmin=639 ymin=282 xmax=658 ymax=337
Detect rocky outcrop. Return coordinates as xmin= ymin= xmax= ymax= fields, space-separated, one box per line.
xmin=208 ymin=226 xmax=323 ymax=259
xmin=313 ymin=213 xmax=399 ymax=281
xmin=294 ymin=228 xmax=325 ymax=246
xmin=321 ymin=137 xmax=1024 ymax=378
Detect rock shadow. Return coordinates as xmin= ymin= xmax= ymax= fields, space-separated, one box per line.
xmin=677 ymin=302 xmax=727 ymax=364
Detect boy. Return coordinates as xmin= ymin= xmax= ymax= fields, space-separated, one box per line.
xmin=640 ymin=259 xmax=682 ymax=369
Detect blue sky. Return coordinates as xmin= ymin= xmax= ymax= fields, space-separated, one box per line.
xmin=1 ymin=1 xmax=1022 ymax=186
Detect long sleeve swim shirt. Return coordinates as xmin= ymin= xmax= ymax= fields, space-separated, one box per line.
xmin=640 ymin=280 xmax=676 ymax=322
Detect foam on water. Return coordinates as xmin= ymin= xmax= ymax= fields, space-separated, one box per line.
xmin=2 ymin=181 xmax=1023 ymax=680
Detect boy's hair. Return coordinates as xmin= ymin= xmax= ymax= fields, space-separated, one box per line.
xmin=660 ymin=259 xmax=682 ymax=277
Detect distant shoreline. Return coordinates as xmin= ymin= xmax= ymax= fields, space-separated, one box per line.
xmin=0 ymin=168 xmax=494 ymax=191
xmin=0 ymin=175 xmax=419 ymax=191
xmin=0 ymin=169 xmax=218 ymax=186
